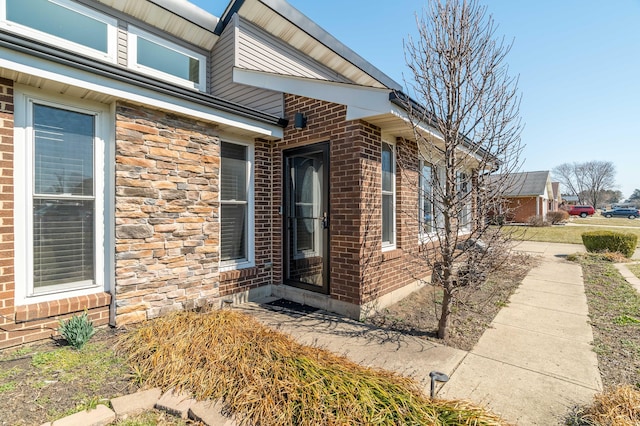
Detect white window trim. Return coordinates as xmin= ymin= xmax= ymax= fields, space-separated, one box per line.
xmin=128 ymin=26 xmax=207 ymax=92
xmin=219 ymin=139 xmax=255 ymax=272
xmin=0 ymin=0 xmax=117 ymax=63
xmin=457 ymin=170 xmax=471 ymax=231
xmin=419 ymin=159 xmax=437 ymax=240
xmin=381 ymin=141 xmax=396 ymax=251
xmin=14 ymin=87 xmax=111 ymax=305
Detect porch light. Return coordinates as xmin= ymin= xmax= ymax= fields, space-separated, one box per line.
xmin=294 ymin=112 xmax=307 ymax=129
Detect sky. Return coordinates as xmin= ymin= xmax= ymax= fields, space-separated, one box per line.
xmin=190 ymin=0 xmax=640 ymax=199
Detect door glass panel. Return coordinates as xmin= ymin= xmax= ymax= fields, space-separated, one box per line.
xmin=286 ymin=148 xmax=326 ymax=290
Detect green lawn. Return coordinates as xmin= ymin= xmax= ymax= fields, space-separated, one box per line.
xmin=503 ymin=224 xmax=640 ymax=245
xmin=571 ymin=216 xmax=640 ymax=227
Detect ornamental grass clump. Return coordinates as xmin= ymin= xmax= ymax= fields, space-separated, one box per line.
xmin=117 ymin=309 xmax=508 ymax=426
xmin=571 ymin=385 xmax=640 ymax=426
xmin=57 ymin=311 xmax=96 ymax=350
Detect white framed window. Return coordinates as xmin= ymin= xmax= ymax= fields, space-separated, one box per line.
xmin=420 ymin=160 xmax=435 ymax=235
xmin=457 ymin=171 xmax=471 ymax=228
xmin=128 ymin=26 xmax=206 ymax=91
xmin=220 ymin=140 xmax=254 ymax=271
xmin=0 ymin=0 xmax=117 ymax=63
xmin=14 ymin=88 xmax=111 ymax=305
xmin=381 ymin=142 xmax=396 ymax=250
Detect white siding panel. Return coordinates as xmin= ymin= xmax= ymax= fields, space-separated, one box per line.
xmin=237 ymin=18 xmax=349 ymax=84
xmin=211 ymin=19 xmax=283 ymax=116
xmin=117 ymin=22 xmax=128 ymax=67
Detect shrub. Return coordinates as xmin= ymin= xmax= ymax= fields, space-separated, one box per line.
xmin=527 ymin=215 xmax=549 ymax=227
xmin=58 ymin=311 xmax=96 ymax=350
xmin=581 ymin=231 xmax=638 ymax=258
xmin=546 ymin=210 xmax=569 ymax=224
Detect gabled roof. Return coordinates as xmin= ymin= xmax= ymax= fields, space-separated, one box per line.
xmin=216 ymin=0 xmax=401 ymax=90
xmin=494 ymin=171 xmax=553 ymax=197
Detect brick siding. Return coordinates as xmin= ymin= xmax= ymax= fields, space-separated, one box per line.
xmin=0 ymin=80 xmax=111 ymax=349
xmin=272 ymin=95 xmax=431 ymax=309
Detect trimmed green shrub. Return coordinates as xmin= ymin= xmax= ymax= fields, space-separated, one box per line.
xmin=546 ymin=210 xmax=569 ymax=224
xmin=581 ymin=231 xmax=638 ymax=258
xmin=57 ymin=311 xmax=96 ymax=350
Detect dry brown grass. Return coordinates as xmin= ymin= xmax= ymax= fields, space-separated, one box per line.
xmin=118 ymin=309 xmax=509 ymax=426
xmin=575 ymin=385 xmax=640 ymax=426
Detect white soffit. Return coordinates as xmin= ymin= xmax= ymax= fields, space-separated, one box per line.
xmin=95 ymin=0 xmax=218 ymax=50
xmin=0 ymin=47 xmax=282 ymax=139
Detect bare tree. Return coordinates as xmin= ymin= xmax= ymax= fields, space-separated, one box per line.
xmin=401 ymin=0 xmax=523 ymax=340
xmin=553 ymin=161 xmax=616 ymax=208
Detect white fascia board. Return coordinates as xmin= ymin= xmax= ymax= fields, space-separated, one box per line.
xmin=233 ymin=67 xmax=390 ymax=112
xmin=388 ymin=103 xmax=443 ymax=141
xmin=0 ymin=47 xmax=282 ymax=138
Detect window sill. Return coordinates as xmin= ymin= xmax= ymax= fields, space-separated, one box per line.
xmin=15 ymin=292 xmax=111 ymax=323
xmin=220 ymin=266 xmax=259 ymax=282
xmin=382 ymin=248 xmax=402 ymax=262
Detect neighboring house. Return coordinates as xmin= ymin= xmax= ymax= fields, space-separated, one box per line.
xmin=561 ymin=194 xmax=579 ymax=206
xmin=551 ymin=182 xmax=562 ymax=212
xmin=0 ymin=0 xmax=481 ymax=349
xmin=493 ymin=171 xmax=555 ymax=223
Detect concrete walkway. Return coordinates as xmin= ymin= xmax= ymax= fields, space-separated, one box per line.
xmin=240 ymin=241 xmax=602 ymax=425
xmin=439 ymin=241 xmax=602 ymax=425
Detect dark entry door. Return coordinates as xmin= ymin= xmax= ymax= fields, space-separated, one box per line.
xmin=284 ymin=143 xmax=329 ymax=294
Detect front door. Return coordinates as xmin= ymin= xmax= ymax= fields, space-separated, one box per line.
xmin=284 ymin=143 xmax=329 ymax=294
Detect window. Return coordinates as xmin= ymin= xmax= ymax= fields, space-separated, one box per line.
xmin=220 ymin=141 xmax=254 ymax=270
xmin=1 ymin=0 xmax=117 ymax=62
xmin=128 ymin=26 xmax=206 ymax=91
xmin=420 ymin=161 xmax=435 ymax=234
xmin=381 ymin=142 xmax=395 ymax=249
xmin=457 ymin=171 xmax=470 ymax=228
xmin=14 ymin=89 xmax=109 ymax=304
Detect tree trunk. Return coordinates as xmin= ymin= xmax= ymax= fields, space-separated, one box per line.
xmin=437 ymin=284 xmax=453 ymax=340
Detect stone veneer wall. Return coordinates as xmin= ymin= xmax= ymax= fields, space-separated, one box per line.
xmin=114 ymin=102 xmax=221 ymax=326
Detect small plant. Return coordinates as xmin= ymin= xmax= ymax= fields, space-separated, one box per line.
xmin=57 ymin=311 xmax=96 ymax=350
xmin=527 ymin=215 xmax=549 ymax=227
xmin=581 ymin=231 xmax=638 ymax=258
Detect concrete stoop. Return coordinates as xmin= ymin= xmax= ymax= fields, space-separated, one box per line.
xmin=40 ymin=388 xmax=237 ymax=426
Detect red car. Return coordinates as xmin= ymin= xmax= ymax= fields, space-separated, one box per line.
xmin=568 ymin=205 xmax=595 ymax=218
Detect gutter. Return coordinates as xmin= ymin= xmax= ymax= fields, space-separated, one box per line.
xmin=389 ymin=90 xmax=499 ymax=168
xmin=0 ymin=29 xmax=288 ymax=128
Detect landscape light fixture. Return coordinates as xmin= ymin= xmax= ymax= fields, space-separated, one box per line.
xmin=294 ymin=112 xmax=307 ymax=129
xmin=429 ymin=371 xmax=449 ymax=398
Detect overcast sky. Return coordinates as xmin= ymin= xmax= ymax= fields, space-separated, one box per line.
xmin=192 ymin=0 xmax=640 ymax=199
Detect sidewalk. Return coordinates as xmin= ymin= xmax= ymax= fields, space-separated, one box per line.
xmin=439 ymin=241 xmax=601 ymax=425
xmin=241 ymin=241 xmax=602 ymax=425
